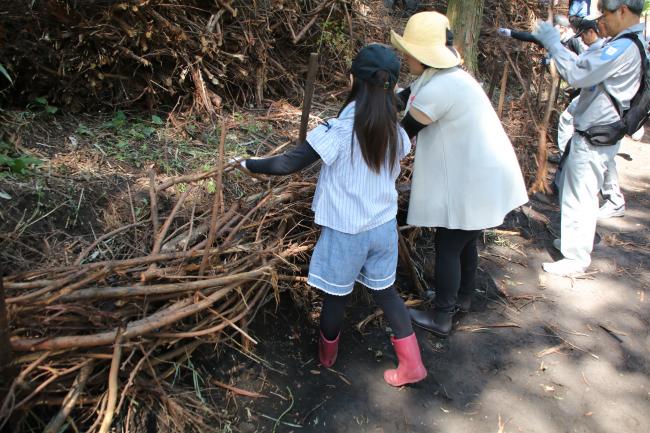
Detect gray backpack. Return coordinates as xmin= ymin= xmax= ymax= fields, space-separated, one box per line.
xmin=578 ymin=32 xmax=650 ymax=145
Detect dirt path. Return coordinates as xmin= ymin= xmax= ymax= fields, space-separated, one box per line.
xmin=207 ymin=135 xmax=649 ymax=433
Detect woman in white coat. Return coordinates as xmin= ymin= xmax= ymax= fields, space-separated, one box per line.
xmin=392 ymin=12 xmax=529 ymax=337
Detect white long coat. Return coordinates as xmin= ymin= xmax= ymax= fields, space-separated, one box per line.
xmin=406 ymin=67 xmax=529 ymax=230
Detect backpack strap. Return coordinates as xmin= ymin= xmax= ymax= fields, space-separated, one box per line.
xmin=602 ymin=32 xmax=647 ymax=118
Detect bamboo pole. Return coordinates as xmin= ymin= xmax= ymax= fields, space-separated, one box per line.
xmin=200 ymin=122 xmax=228 ymax=276
xmin=530 ymin=4 xmax=559 ymax=194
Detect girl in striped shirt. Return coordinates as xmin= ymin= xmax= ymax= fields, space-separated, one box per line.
xmin=237 ymin=44 xmax=426 ymax=387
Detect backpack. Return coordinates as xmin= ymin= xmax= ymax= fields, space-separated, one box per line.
xmin=579 ymin=32 xmax=650 ymax=146
xmin=617 ymin=32 xmax=650 ymax=136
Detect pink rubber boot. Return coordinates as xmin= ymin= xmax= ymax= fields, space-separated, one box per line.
xmin=318 ymin=331 xmax=340 ymax=368
xmin=383 ymin=333 xmax=427 ymax=386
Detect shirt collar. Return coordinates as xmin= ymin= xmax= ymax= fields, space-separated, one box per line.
xmin=616 ymin=22 xmax=646 ymax=37
xmin=339 ymin=101 xmax=356 ymax=120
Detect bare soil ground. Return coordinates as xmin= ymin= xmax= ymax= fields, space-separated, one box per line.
xmin=2 ymin=110 xmax=648 ymax=433
xmin=204 ymin=135 xmax=650 ymax=433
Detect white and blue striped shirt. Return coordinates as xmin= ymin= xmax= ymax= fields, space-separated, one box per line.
xmin=307 ymin=102 xmax=411 ymax=234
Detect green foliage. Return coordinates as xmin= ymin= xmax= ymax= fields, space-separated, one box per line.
xmin=0 ymin=140 xmax=42 ymax=175
xmin=320 ymin=20 xmax=354 ymax=67
xmin=206 ymin=178 xmax=217 ymax=194
xmin=76 ymin=123 xmax=94 ymax=137
xmin=27 ymin=97 xmax=58 ymax=115
xmin=81 ymin=111 xmax=213 ymax=173
xmin=108 ymin=110 xmax=127 ymax=128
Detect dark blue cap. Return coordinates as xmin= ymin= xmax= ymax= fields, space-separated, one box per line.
xmin=351 ymin=44 xmax=400 ymax=89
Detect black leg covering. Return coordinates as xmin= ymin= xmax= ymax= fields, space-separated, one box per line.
xmin=320 ymin=294 xmax=349 ymax=341
xmin=434 ymin=228 xmax=481 ymax=312
xmin=371 ymin=286 xmax=413 ymax=339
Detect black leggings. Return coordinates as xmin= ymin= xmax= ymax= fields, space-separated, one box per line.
xmin=434 ymin=227 xmax=481 ymax=312
xmin=319 ymin=286 xmax=413 ymax=341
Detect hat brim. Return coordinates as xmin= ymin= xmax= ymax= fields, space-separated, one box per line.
xmin=390 ymin=30 xmax=461 ymax=69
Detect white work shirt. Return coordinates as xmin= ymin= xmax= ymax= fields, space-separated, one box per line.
xmin=307 ymin=102 xmax=411 ymax=234
xmin=405 ymin=67 xmax=529 ymax=230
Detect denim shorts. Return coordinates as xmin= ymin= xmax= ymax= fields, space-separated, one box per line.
xmin=307 ymin=219 xmax=398 ymax=296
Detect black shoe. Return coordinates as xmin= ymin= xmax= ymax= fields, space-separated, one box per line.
xmin=408 ymin=308 xmax=455 ymax=338
xmin=456 ymin=293 xmax=472 ymax=314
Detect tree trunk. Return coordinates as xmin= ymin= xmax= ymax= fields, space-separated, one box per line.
xmin=447 ymin=0 xmax=485 ymax=76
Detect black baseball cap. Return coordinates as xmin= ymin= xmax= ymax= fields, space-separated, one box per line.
xmin=575 ymin=17 xmax=599 ymax=36
xmin=350 ymin=44 xmax=400 ymax=89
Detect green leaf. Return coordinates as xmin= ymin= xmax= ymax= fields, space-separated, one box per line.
xmin=11 ymin=158 xmax=28 ymax=173
xmin=1 ymin=155 xmax=43 ymax=173
xmin=45 ymin=105 xmax=58 ymax=114
xmin=111 ymin=111 xmax=127 ymax=128
xmin=34 ymin=97 xmax=48 ymax=105
xmin=142 ymin=126 xmax=156 ymax=137
xmin=19 ymin=156 xmax=43 ymax=166
xmin=77 ymin=123 xmax=94 ymax=136
xmin=151 ymin=115 xmax=164 ymax=125
xmin=0 ymin=64 xmax=12 ymax=84
xmin=206 ymin=179 xmax=216 ymax=194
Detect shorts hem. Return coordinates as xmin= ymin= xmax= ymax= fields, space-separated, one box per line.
xmin=355 ymin=278 xmax=396 ymax=291
xmin=307 ymin=279 xmax=354 ymax=296
xmin=358 ymin=271 xmax=396 ymax=283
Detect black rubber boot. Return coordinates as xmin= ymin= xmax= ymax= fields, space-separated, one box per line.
xmin=408 ymin=308 xmax=455 ymax=338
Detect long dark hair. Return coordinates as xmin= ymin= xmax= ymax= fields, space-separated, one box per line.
xmin=338 ymin=70 xmax=400 ymax=174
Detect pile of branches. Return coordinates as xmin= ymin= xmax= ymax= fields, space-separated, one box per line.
xmin=0 ymin=112 xmax=420 ymax=431
xmin=0 ymin=130 xmax=319 ymax=431
xmin=0 ymin=0 xmax=386 ymax=112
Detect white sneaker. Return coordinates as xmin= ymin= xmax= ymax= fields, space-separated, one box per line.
xmin=598 ymin=202 xmax=625 ymax=219
xmin=542 ymin=259 xmax=587 ymax=276
xmin=552 ymin=239 xmax=561 ymax=251
xmin=631 ymin=126 xmax=644 ymax=141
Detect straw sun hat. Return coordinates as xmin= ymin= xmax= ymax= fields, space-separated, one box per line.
xmin=390 ymin=11 xmax=461 ymax=69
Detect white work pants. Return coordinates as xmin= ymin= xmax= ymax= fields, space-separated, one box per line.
xmin=557 ymin=107 xmax=574 ymax=155
xmin=601 ymin=157 xmax=625 ymax=208
xmin=559 ymin=134 xmax=620 ymax=267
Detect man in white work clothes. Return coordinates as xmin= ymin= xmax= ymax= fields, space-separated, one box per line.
xmin=555 ymin=16 xmax=606 ymax=192
xmin=557 ymin=15 xmax=640 ymax=218
xmin=533 ymin=0 xmax=648 ymax=276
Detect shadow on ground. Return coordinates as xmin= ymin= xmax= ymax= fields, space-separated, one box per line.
xmin=203 ymin=137 xmax=649 ymax=433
